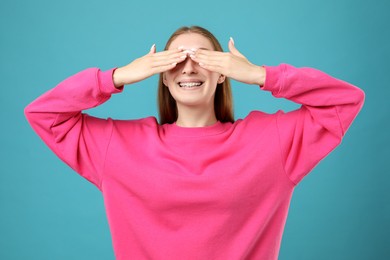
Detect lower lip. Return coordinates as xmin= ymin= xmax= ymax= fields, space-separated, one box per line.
xmin=178 ymin=83 xmax=203 ymax=90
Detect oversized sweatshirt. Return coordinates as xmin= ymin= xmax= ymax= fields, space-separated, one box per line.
xmin=25 ymin=64 xmax=364 ymax=260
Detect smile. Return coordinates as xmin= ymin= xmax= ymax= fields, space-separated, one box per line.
xmin=178 ymin=82 xmax=204 ymax=88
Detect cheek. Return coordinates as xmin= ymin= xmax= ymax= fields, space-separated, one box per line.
xmin=168 ymin=65 xmax=181 ymax=74
xmin=207 ymin=71 xmax=221 ymax=84
xmin=163 ymin=71 xmax=176 ymax=85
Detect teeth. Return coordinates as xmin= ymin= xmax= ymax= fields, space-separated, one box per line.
xmin=179 ymin=82 xmax=202 ymax=88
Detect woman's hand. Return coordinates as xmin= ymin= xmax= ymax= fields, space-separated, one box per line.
xmin=113 ymin=45 xmax=187 ymax=88
xmin=190 ymin=38 xmax=266 ymax=86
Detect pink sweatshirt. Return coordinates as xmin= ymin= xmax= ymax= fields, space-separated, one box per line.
xmin=25 ymin=64 xmax=364 ymax=259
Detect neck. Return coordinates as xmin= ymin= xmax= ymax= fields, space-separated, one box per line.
xmin=176 ymin=103 xmax=217 ymax=127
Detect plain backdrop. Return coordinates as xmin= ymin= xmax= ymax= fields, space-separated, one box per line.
xmin=1 ymin=0 xmax=389 ymax=259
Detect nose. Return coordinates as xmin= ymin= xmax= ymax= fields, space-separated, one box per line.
xmin=181 ymin=56 xmax=198 ymax=74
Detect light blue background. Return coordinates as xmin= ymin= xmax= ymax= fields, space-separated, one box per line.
xmin=1 ymin=0 xmax=389 ymax=259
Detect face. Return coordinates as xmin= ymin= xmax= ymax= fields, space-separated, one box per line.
xmin=163 ymin=33 xmax=225 ymax=108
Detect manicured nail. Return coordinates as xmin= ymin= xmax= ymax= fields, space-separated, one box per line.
xmin=190 ymin=54 xmax=195 ymax=59
xmin=178 ymin=46 xmax=184 ymax=50
xmin=230 ymin=37 xmax=234 ymax=44
xmin=199 ymin=62 xmax=204 ymax=66
xmin=172 ymin=62 xmax=177 ymax=66
xmin=150 ymin=44 xmax=156 ymax=51
xmin=180 ymin=55 xmax=187 ymax=58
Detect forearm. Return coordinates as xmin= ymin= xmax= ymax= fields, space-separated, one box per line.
xmin=267 ymin=64 xmax=365 ymax=183
xmin=262 ymin=64 xmax=364 ymax=108
xmin=24 ymin=67 xmax=122 ymax=149
xmin=113 ymin=67 xmax=126 ymax=88
xmin=25 ymin=68 xmax=121 ymax=114
xmin=24 ymin=68 xmax=121 ymax=187
xmin=264 ymin=64 xmax=364 ymax=136
xmin=250 ymin=65 xmax=266 ymax=86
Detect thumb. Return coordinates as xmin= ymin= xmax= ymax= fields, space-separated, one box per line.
xmin=228 ymin=37 xmax=246 ymax=58
xmin=149 ymin=43 xmax=156 ymax=54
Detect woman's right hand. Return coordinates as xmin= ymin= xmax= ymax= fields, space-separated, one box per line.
xmin=113 ymin=45 xmax=187 ymax=88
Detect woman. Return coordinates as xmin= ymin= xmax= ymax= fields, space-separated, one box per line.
xmin=25 ymin=26 xmax=365 ymax=259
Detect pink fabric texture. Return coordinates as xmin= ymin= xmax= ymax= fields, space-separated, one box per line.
xmin=25 ymin=64 xmax=364 ymax=259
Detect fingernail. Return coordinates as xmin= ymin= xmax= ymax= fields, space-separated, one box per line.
xmin=190 ymin=54 xmax=195 ymax=59
xmin=230 ymin=37 xmax=234 ymax=44
xmin=180 ymin=55 xmax=187 ymax=58
xmin=190 ymin=48 xmax=198 ymax=52
xmin=150 ymin=43 xmax=156 ymax=50
xmin=199 ymin=62 xmax=204 ymax=66
xmin=178 ymin=46 xmax=184 ymax=50
xmin=172 ymin=62 xmax=177 ymax=66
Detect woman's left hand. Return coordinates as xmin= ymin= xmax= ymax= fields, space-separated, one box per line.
xmin=190 ymin=38 xmax=266 ymax=86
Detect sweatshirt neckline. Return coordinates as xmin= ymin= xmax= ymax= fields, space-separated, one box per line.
xmin=164 ymin=121 xmax=231 ymax=137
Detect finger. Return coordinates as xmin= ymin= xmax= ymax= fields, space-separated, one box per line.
xmin=230 ymin=36 xmax=235 ymax=45
xmin=191 ymin=54 xmax=225 ymax=69
xmin=149 ymin=44 xmax=156 ymax=54
xmin=198 ymin=62 xmax=224 ymax=74
xmin=193 ymin=52 xmax=224 ymax=62
xmin=153 ymin=48 xmax=185 ymax=57
xmin=192 ymin=54 xmax=234 ymax=75
xmin=194 ymin=49 xmax=225 ymax=59
xmin=153 ymin=50 xmax=187 ymax=61
xmin=152 ymin=54 xmax=187 ymax=68
xmin=190 ymin=50 xmax=226 ymax=63
xmin=151 ymin=62 xmax=179 ymax=74
xmin=228 ymin=37 xmax=246 ymax=58
xmin=196 ymin=58 xmax=227 ymax=69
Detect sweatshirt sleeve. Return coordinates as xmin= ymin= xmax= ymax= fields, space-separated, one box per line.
xmin=24 ymin=68 xmax=123 ymax=189
xmin=261 ymin=64 xmax=365 ymax=185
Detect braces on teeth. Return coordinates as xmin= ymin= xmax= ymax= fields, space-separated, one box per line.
xmin=179 ymin=82 xmax=202 ymax=88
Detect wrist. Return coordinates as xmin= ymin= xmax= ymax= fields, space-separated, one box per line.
xmin=252 ymin=65 xmax=266 ymax=86
xmin=113 ymin=67 xmax=125 ymax=88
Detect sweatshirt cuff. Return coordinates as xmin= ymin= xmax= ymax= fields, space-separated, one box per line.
xmin=98 ymin=67 xmax=124 ymax=95
xmin=260 ymin=65 xmax=284 ymax=96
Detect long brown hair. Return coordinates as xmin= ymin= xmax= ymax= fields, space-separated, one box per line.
xmin=158 ymin=26 xmax=234 ymax=125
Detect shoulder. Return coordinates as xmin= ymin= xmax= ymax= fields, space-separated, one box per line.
xmin=110 ymin=116 xmax=160 ymax=133
xmin=239 ymin=110 xmax=279 ymax=125
xmin=231 ymin=110 xmax=280 ymax=136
